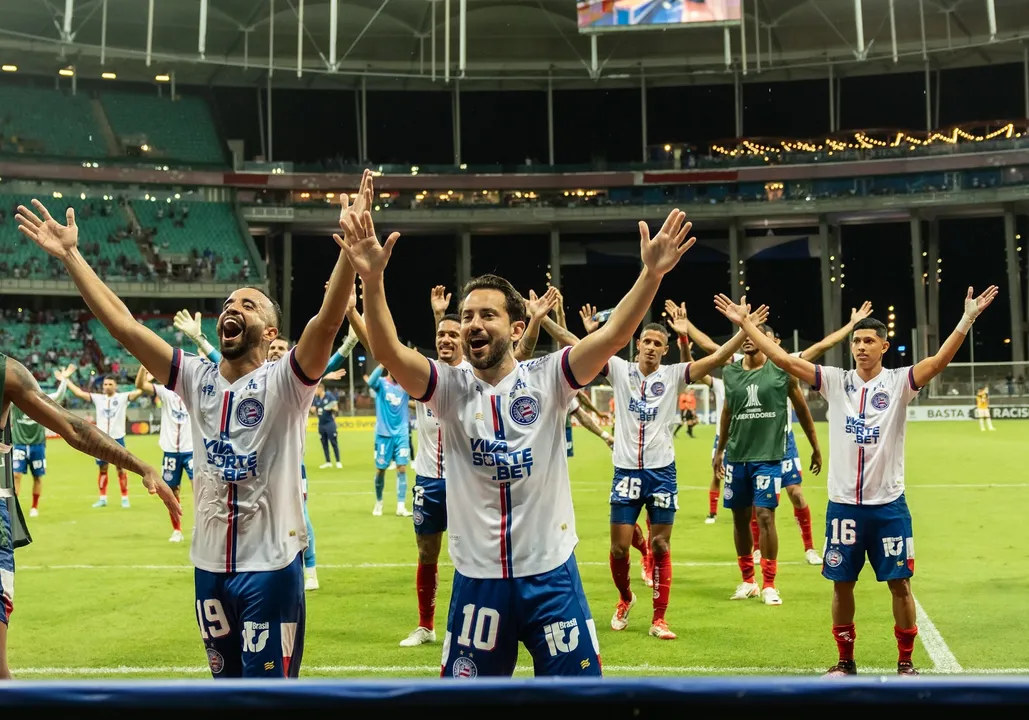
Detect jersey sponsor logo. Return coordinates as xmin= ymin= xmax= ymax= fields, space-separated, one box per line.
xmin=453 ymin=656 xmax=477 ymax=678
xmin=825 ymin=548 xmax=843 ymax=567
xmin=870 ymin=391 xmax=890 ymax=411
xmin=881 ymin=536 xmax=904 ymax=557
xmin=206 ymin=647 xmax=225 ymax=674
xmin=201 ymin=383 xmax=216 ymax=397
xmin=469 ymin=438 xmax=535 ymax=481
xmin=543 ymin=618 xmax=580 ymax=656
xmin=627 ymin=397 xmax=658 ymax=422
xmin=235 ymin=398 xmax=265 ymax=427
xmin=202 ymin=438 xmax=259 ymax=482
xmin=242 ymin=620 xmax=270 ymax=653
xmin=650 ymin=381 xmax=665 ymax=397
xmin=509 ymin=396 xmax=540 ymax=426
xmin=844 ymin=415 xmax=880 ymax=444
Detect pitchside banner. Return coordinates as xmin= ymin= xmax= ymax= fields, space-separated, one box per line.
xmin=906 ymin=405 xmax=1029 ymax=421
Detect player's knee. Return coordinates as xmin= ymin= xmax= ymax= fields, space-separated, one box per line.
xmin=650 ymin=535 xmax=670 ymax=555
xmin=375 ymin=469 xmax=385 ymax=480
xmin=755 ymin=507 xmax=775 ymax=527
xmin=887 ymin=578 xmax=911 ymax=599
xmin=609 ymin=540 xmax=630 ymax=559
xmin=786 ymin=486 xmax=805 ymax=507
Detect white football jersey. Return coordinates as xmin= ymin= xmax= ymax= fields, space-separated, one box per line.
xmin=785 ymin=351 xmax=801 ymax=436
xmin=168 ymin=347 xmax=317 ymax=573
xmin=413 ymin=359 xmax=471 ymax=480
xmin=422 ymin=347 xmax=581 ymax=579
xmin=711 ymin=377 xmax=725 ymax=428
xmin=815 ymin=364 xmax=921 ymax=506
xmin=606 ymin=356 xmax=691 ymax=470
xmin=154 ymin=383 xmax=193 ymax=454
xmin=90 ymin=391 xmax=132 ymax=439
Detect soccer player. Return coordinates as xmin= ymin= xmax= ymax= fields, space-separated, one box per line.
xmin=714 ymin=285 xmax=998 ymax=676
xmin=975 ymin=385 xmax=995 ymax=431
xmin=16 ymin=184 xmax=359 ymax=678
xmin=366 ymin=364 xmax=413 ymax=517
xmin=1 ymin=352 xmax=178 ymax=679
xmin=342 ymin=203 xmax=697 ymax=677
xmin=135 ymin=366 xmax=194 ymax=541
xmin=311 ymin=383 xmax=342 ymax=469
xmin=11 ymin=365 xmax=71 ymax=516
xmin=62 ymin=373 xmax=144 ymax=508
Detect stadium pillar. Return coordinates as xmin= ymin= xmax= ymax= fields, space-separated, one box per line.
xmin=728 ymin=222 xmax=744 ymax=300
xmin=547 ymin=74 xmax=555 ymax=165
xmin=909 ymin=217 xmax=929 ymax=363
xmin=819 ymin=220 xmax=843 ymax=368
xmin=361 ymin=76 xmax=368 ymax=163
xmin=452 ymin=80 xmax=462 ymax=166
xmin=828 ymin=64 xmax=836 ymax=132
xmin=457 ymin=229 xmax=471 ymax=290
xmin=733 ymin=70 xmax=742 ymax=137
xmin=640 ymin=72 xmax=648 ymax=163
xmin=926 ymin=219 xmax=941 ymax=356
xmin=282 ymin=230 xmax=293 ymax=342
xmin=1003 ymin=209 xmax=1026 ymax=362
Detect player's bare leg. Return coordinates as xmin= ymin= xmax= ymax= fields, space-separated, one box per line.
xmin=888 ymin=578 xmax=919 ymax=675
xmin=648 ymin=523 xmax=676 ymax=639
xmin=395 ymin=464 xmax=412 ymax=517
xmin=729 ymin=506 xmax=759 ymax=599
xmin=0 ymin=623 xmax=10 ymax=679
xmin=826 ymin=581 xmax=858 ymax=675
xmin=114 ymin=464 xmax=129 ymax=507
xmin=630 ymin=523 xmax=652 ymax=586
xmin=94 ymin=460 xmax=110 ymax=507
xmin=749 ymin=507 xmax=761 ymax=563
xmin=755 ymin=506 xmax=781 ymax=605
xmin=400 ymin=532 xmax=442 ymax=646
xmin=784 ymin=485 xmax=820 ymax=564
xmin=609 ymin=522 xmax=637 ymax=630
xmin=706 ymin=472 xmax=719 ymax=524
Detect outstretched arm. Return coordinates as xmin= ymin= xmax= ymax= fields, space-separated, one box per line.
xmin=668 ymin=299 xmax=768 ymax=383
xmin=567 ymin=209 xmax=697 ymax=386
xmin=4 ymin=357 xmax=180 ymax=518
xmin=62 ymin=375 xmax=93 ymax=402
xmin=173 ymin=310 xmax=220 ymax=362
xmin=911 ymin=286 xmax=998 ymax=388
xmin=514 ymin=288 xmax=559 ymax=362
xmin=541 ymin=315 xmax=581 ymax=348
xmin=573 ymin=407 xmax=613 ymax=448
xmin=799 ymin=301 xmax=873 ymax=362
xmin=715 ymin=294 xmax=818 ymax=387
xmin=16 ymin=200 xmax=175 ymax=383
xmin=789 ymin=378 xmax=822 ymax=474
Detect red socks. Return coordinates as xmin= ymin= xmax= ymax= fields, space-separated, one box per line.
xmin=31 ymin=492 xmax=40 ymax=510
xmin=708 ymin=489 xmax=718 ymax=516
xmin=895 ymin=625 xmax=918 ymax=663
xmin=630 ymin=524 xmax=649 ymax=557
xmin=737 ymin=554 xmax=755 ymax=584
xmin=98 ymin=470 xmax=108 ymax=495
xmin=794 ymin=505 xmax=814 ymax=551
xmin=833 ymin=624 xmax=856 ymax=662
xmin=609 ymin=553 xmax=632 ymax=603
xmin=651 ymin=551 xmax=671 ymax=623
xmin=760 ymin=558 xmax=777 ymax=589
xmin=416 ymin=562 xmax=438 ymax=630
xmin=118 ymin=471 xmax=129 ymax=497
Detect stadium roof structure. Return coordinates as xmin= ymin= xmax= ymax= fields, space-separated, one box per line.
xmin=2 ymin=0 xmax=1029 ymax=91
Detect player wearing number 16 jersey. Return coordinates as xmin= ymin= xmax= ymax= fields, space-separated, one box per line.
xmin=715 ymin=285 xmax=998 ymax=677
xmin=344 ymin=203 xmax=698 ymax=677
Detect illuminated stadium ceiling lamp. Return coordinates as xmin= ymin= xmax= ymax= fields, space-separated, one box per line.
xmin=101 ymin=72 xmax=116 ymax=79
xmin=155 ymin=74 xmax=170 ymax=82
xmin=1 ymin=65 xmax=17 ymax=72
xmin=59 ymin=67 xmax=74 ymax=77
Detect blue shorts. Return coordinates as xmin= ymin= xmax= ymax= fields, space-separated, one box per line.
xmin=711 ymin=434 xmax=719 ymax=460
xmin=301 ymin=463 xmax=308 ymax=500
xmin=96 ymin=437 xmax=126 ymax=466
xmin=822 ymin=495 xmax=915 ymax=584
xmin=194 ymin=552 xmax=306 ymax=678
xmin=413 ymin=475 xmax=447 ymax=536
xmin=565 ymin=425 xmax=573 ymax=458
xmin=723 ymin=460 xmax=782 ymax=510
xmin=12 ymin=443 xmax=46 ymax=477
xmin=0 ymin=499 xmax=14 ymax=625
xmin=162 ymin=452 xmax=194 ymax=489
xmin=318 ymin=423 xmax=337 ymax=439
xmin=375 ymin=433 xmax=410 ymax=470
xmin=609 ymin=464 xmax=679 ymax=526
xmin=441 ymin=555 xmax=601 ymax=678
xmin=782 ymin=431 xmax=802 ymax=487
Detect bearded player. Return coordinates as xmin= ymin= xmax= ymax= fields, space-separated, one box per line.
xmin=17 ymin=178 xmax=360 ymax=678
xmin=343 ymin=202 xmax=696 ymax=676
xmin=716 ymin=285 xmax=997 ymax=676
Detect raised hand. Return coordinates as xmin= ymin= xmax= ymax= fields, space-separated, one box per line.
xmin=431 ymin=285 xmax=452 ymax=315
xmin=639 ymin=208 xmax=696 ymax=277
xmin=173 ymin=310 xmax=204 ymax=340
xmin=526 ymin=287 xmax=560 ymax=322
xmin=338 ymin=210 xmax=400 ymax=280
xmin=54 ymin=363 xmax=76 ymax=382
xmin=849 ymin=301 xmax=873 ymax=326
xmin=347 ymin=285 xmax=358 ymax=314
xmin=664 ymin=299 xmax=689 ymax=336
xmin=579 ymin=304 xmax=599 ymax=334
xmin=713 ymin=293 xmax=752 ymax=325
xmin=15 ymin=200 xmax=79 ymax=260
xmin=748 ymin=304 xmax=770 ymax=327
xmin=324 ymin=369 xmax=347 ymax=381
xmin=963 ymin=285 xmax=999 ymax=321
xmin=332 ymin=169 xmax=374 ymax=248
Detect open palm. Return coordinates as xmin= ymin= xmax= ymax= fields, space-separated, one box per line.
xmin=15 ymin=200 xmax=79 ymax=260
xmin=965 ymin=285 xmax=999 ymax=318
xmin=640 ymin=208 xmax=696 ymax=276
xmin=339 ymin=209 xmax=400 ymax=280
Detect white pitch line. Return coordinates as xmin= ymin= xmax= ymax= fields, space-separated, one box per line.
xmin=16 ymin=560 xmax=802 ymax=571
xmin=8 ymin=664 xmax=1027 ymax=677
xmin=913 ymin=595 xmax=963 ymax=673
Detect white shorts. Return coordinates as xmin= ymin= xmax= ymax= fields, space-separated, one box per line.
xmin=975 ymin=408 xmax=989 ymax=419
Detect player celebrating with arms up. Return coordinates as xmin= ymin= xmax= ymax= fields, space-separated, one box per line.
xmin=16 ymin=178 xmax=361 ymax=678
xmin=342 ymin=204 xmax=696 ymax=677
xmin=715 ymin=285 xmax=998 ymax=676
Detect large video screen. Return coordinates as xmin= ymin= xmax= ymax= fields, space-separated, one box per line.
xmin=577 ymin=0 xmax=742 ymax=32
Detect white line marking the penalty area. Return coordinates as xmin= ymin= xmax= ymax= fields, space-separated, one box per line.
xmin=18 ymin=560 xmax=801 ymax=571
xmin=9 ymin=664 xmax=1026 ymax=677
xmin=914 ymin=595 xmax=964 ymax=673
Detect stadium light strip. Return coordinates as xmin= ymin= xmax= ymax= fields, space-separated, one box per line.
xmin=987 ymin=0 xmax=997 ymax=41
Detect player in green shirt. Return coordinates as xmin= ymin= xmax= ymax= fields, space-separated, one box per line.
xmin=10 ymin=365 xmax=73 ymax=517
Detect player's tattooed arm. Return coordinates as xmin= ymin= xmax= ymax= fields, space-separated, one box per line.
xmin=514 ymin=288 xmax=559 ymax=362
xmin=788 ymin=377 xmax=822 ymax=474
xmin=799 ymin=301 xmax=873 ymax=362
xmin=4 ymin=358 xmax=181 ymax=517
xmin=573 ymin=407 xmax=613 ymax=448
xmin=568 ymin=209 xmax=697 ymax=386
xmin=541 ymin=315 xmax=581 ymax=348
xmin=715 ymin=294 xmax=818 ymax=387
xmin=911 ymin=286 xmax=998 ymax=389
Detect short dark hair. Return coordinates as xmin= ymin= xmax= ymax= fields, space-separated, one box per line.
xmin=640 ymin=322 xmax=669 ymax=338
xmin=758 ymin=322 xmax=779 ymax=338
xmin=461 ymin=274 xmax=525 ymax=324
xmin=243 ymin=285 xmax=282 ymax=329
xmin=440 ymin=313 xmax=461 ymax=325
xmin=103 ymin=374 xmax=116 ymax=383
xmin=853 ymin=317 xmax=888 ymax=339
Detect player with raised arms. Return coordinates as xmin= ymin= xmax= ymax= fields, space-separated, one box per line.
xmin=15 ymin=171 xmax=365 ymax=678
xmin=1 ymin=352 xmax=178 ymax=679
xmin=714 ymin=285 xmax=998 ymax=676
xmin=341 ymin=203 xmax=696 ymax=677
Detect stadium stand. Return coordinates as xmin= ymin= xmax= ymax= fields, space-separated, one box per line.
xmin=0 ymin=86 xmax=107 ymax=159
xmin=100 ymin=92 xmax=227 ymax=165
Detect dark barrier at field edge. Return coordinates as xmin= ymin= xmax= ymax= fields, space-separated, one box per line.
xmin=1 ymin=677 xmax=1028 ymax=717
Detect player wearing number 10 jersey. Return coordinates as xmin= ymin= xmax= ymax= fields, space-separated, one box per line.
xmin=715 ymin=285 xmax=998 ymax=677
xmin=345 ymin=204 xmax=698 ymax=676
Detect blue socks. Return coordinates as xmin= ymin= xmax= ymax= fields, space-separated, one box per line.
xmin=374 ymin=471 xmax=385 ymax=502
xmin=397 ymin=471 xmax=408 ymax=503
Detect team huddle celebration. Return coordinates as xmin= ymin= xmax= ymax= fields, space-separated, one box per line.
xmin=0 ymin=169 xmax=999 ymax=681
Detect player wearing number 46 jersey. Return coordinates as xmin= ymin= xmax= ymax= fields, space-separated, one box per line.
xmin=345 ymin=203 xmax=698 ymax=677
xmin=716 ymin=285 xmax=999 ymax=677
